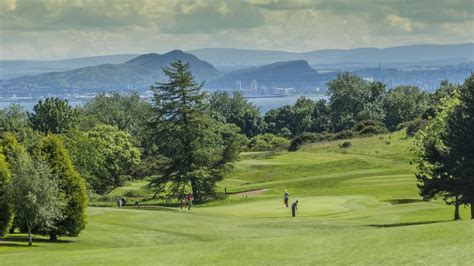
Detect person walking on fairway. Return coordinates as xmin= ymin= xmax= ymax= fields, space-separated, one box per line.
xmin=291 ymin=200 xmax=298 ymax=217
xmin=187 ymin=193 xmax=193 ymax=210
xmin=283 ymin=190 xmax=290 ymax=207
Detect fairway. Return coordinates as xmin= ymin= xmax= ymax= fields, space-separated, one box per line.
xmin=1 ymin=131 xmax=473 ymax=265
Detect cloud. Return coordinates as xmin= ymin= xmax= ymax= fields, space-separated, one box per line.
xmin=0 ymin=0 xmax=152 ymax=31
xmin=159 ymin=1 xmax=265 ymax=34
xmin=385 ymin=15 xmax=416 ymax=33
xmin=0 ymin=0 xmax=472 ymax=59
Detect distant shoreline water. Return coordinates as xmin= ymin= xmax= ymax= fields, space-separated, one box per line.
xmin=0 ymin=94 xmax=328 ymax=114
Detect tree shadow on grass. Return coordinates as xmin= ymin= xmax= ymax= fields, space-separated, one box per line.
xmin=1 ymin=235 xmax=73 ymax=244
xmin=384 ymin=198 xmax=424 ymax=205
xmin=367 ymin=220 xmax=451 ymax=228
xmin=0 ymin=242 xmax=39 ymax=248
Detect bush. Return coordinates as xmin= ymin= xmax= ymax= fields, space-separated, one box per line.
xmin=248 ymin=134 xmax=290 ymax=152
xmin=339 ymin=141 xmax=352 ymax=149
xmin=405 ymin=118 xmax=429 ymax=137
xmin=289 ymin=132 xmax=323 ymax=151
xmin=353 ymin=120 xmax=388 ymax=136
xmin=333 ymin=130 xmax=355 ymax=140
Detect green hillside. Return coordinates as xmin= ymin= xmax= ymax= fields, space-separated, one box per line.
xmin=1 ymin=131 xmax=472 ymax=265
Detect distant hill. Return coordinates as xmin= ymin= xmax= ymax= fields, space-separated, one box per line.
xmin=0 ymin=50 xmax=221 ymax=96
xmin=0 ymin=54 xmax=138 ymax=80
xmin=189 ymin=43 xmax=474 ymax=67
xmin=207 ymin=60 xmax=320 ymax=89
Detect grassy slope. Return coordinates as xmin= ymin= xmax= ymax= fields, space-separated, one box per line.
xmin=1 ymin=131 xmax=472 ymax=265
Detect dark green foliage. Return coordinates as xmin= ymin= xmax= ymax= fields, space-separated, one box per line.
xmin=80 ymin=92 xmax=153 ymax=148
xmin=248 ymin=134 xmax=290 ymax=152
xmin=353 ymin=120 xmax=388 ymax=136
xmin=413 ymin=77 xmax=470 ymax=220
xmin=327 ymin=73 xmax=387 ymax=131
xmin=147 ymin=60 xmax=243 ymax=201
xmin=264 ymin=98 xmax=331 ymax=137
xmin=29 ymin=98 xmax=78 ymax=134
xmin=443 ymin=74 xmax=474 ymax=218
xmin=382 ymin=86 xmax=430 ymax=131
xmin=35 ymin=135 xmax=88 ymax=239
xmin=405 ymin=119 xmax=429 ymax=137
xmin=0 ymin=104 xmax=31 ymax=141
xmin=289 ymin=132 xmax=323 ymax=151
xmin=339 ymin=141 xmax=352 ymax=149
xmin=333 ymin=130 xmax=355 ymax=140
xmin=0 ymin=148 xmax=11 ymax=237
xmin=209 ymin=91 xmax=266 ymax=137
xmin=423 ymin=80 xmax=460 ymax=119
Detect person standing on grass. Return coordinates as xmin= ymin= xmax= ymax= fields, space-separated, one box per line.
xmin=284 ymin=190 xmax=290 ymax=207
xmin=187 ymin=193 xmax=193 ymax=210
xmin=291 ymin=200 xmax=299 ymax=217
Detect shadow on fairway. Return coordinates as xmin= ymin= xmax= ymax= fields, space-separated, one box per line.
xmin=1 ymin=235 xmax=73 ymax=244
xmin=0 ymin=242 xmax=40 ymax=248
xmin=367 ymin=220 xmax=450 ymax=228
xmin=384 ymin=198 xmax=424 ymax=205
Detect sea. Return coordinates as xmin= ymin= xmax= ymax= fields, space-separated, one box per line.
xmin=0 ymin=94 xmax=327 ymax=114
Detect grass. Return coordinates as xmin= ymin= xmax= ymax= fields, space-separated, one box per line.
xmin=1 ymin=130 xmax=473 ymax=265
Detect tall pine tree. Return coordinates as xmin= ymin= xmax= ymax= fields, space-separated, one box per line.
xmin=148 ymin=60 xmax=243 ymax=201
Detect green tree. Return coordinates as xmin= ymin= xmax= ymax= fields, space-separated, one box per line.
xmin=34 ymin=135 xmax=88 ymax=240
xmin=383 ymin=86 xmax=430 ymax=130
xmin=148 ymin=60 xmax=243 ymax=201
xmin=0 ymin=104 xmax=31 ymax=141
xmin=264 ymin=105 xmax=294 ymax=135
xmin=87 ymin=125 xmax=141 ymax=190
xmin=327 ymin=73 xmax=371 ymax=130
xmin=413 ymin=94 xmax=462 ymax=220
xmin=209 ymin=91 xmax=265 ymax=137
xmin=29 ymin=98 xmax=78 ymax=134
xmin=443 ymin=74 xmax=474 ymax=219
xmin=0 ymin=147 xmax=12 ymax=237
xmin=264 ymin=98 xmax=332 ymax=137
xmin=9 ymin=152 xmax=63 ymax=246
xmin=80 ymin=92 xmax=153 ymax=148
xmin=247 ymin=133 xmax=290 ymax=152
xmin=61 ymin=129 xmax=106 ymax=193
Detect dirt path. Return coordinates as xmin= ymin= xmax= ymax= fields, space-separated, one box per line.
xmin=232 ymin=188 xmax=268 ymax=196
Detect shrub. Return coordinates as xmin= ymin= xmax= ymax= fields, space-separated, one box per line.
xmin=339 ymin=141 xmax=352 ymax=149
xmin=289 ymin=132 xmax=323 ymax=151
xmin=353 ymin=120 xmax=388 ymax=136
xmin=333 ymin=130 xmax=355 ymax=140
xmin=321 ymin=131 xmax=334 ymax=140
xmin=405 ymin=118 xmax=429 ymax=137
xmin=248 ymin=134 xmax=290 ymax=152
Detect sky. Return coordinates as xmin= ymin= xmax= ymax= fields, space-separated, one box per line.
xmin=0 ymin=0 xmax=473 ymax=60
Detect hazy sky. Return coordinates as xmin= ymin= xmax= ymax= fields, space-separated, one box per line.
xmin=0 ymin=0 xmax=473 ymax=59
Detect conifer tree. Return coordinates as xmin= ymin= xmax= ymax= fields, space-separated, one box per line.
xmin=148 ymin=60 xmax=243 ymax=201
xmin=35 ymin=135 xmax=88 ymax=240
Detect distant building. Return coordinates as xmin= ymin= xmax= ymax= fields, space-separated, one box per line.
xmin=251 ymin=80 xmax=258 ymax=94
xmin=235 ymin=80 xmax=242 ymax=90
